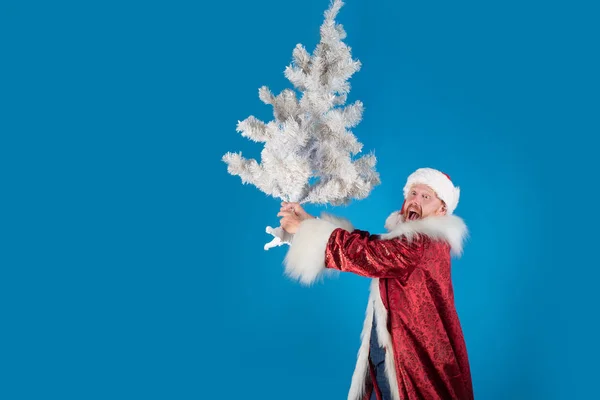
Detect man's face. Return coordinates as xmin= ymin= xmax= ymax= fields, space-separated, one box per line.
xmin=403 ymin=184 xmax=447 ymax=221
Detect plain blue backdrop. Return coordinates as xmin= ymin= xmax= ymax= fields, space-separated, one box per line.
xmin=1 ymin=0 xmax=598 ymax=399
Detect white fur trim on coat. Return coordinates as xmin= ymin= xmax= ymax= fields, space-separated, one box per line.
xmin=382 ymin=211 xmax=468 ymax=257
xmin=348 ymin=279 xmax=401 ymax=400
xmin=347 ymin=286 xmax=374 ymax=400
xmin=347 ymin=214 xmax=467 ymax=400
xmin=283 ymin=213 xmax=354 ymax=286
xmin=285 ymin=211 xmax=468 ymax=400
xmin=284 ymin=210 xmax=468 ymax=399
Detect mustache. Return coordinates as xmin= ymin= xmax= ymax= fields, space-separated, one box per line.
xmin=404 ymin=203 xmax=422 ymax=214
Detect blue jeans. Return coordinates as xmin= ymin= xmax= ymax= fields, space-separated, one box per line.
xmin=370 ymin=315 xmax=392 ymax=400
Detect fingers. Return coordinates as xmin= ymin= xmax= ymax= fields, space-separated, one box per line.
xmin=279 ymin=205 xmax=297 ymax=214
xmin=277 ymin=211 xmax=295 ymax=218
xmin=280 ymin=202 xmax=302 ymax=213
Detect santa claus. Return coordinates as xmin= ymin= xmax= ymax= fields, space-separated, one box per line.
xmin=277 ymin=167 xmax=474 ymax=400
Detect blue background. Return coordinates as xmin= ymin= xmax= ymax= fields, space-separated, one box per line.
xmin=1 ymin=0 xmax=598 ymax=399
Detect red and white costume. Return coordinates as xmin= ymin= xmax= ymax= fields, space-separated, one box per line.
xmin=284 ymin=168 xmax=474 ymax=400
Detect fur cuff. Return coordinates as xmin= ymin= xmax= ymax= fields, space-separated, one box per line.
xmin=320 ymin=212 xmax=355 ymax=232
xmin=283 ymin=213 xmax=354 ymax=286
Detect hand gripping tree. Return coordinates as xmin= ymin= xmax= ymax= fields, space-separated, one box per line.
xmin=223 ymin=0 xmax=380 ymax=250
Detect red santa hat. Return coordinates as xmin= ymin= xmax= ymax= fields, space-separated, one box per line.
xmin=401 ymin=168 xmax=461 ymax=215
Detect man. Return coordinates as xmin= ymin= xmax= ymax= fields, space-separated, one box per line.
xmin=277 ymin=168 xmax=474 ymax=400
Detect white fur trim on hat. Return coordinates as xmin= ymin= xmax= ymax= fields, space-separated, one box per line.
xmin=403 ymin=168 xmax=461 ymax=215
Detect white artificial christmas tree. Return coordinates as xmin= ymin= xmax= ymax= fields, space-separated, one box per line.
xmin=223 ymin=0 xmax=380 ymax=250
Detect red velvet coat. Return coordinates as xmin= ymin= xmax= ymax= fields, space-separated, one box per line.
xmin=284 ymin=211 xmax=474 ymax=400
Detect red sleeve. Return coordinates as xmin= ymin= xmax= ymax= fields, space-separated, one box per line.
xmin=324 ymin=228 xmax=425 ymax=282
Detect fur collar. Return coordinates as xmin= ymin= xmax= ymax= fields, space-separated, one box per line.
xmin=381 ymin=211 xmax=468 ymax=257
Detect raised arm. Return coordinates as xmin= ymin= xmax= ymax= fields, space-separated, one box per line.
xmin=324 ymin=227 xmax=424 ymax=281
xmin=283 ymin=212 xmax=424 ymax=285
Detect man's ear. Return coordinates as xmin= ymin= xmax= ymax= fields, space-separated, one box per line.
xmin=436 ymin=203 xmax=447 ymax=216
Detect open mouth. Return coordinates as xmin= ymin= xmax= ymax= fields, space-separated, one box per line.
xmin=407 ymin=210 xmax=421 ymax=221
